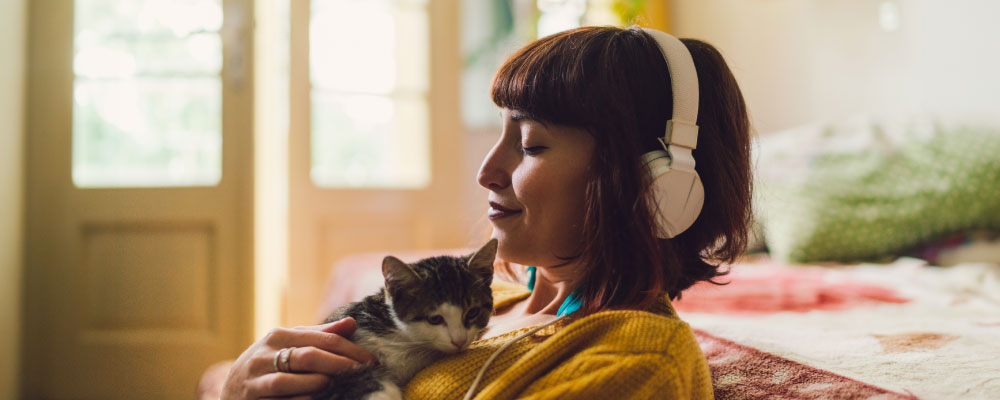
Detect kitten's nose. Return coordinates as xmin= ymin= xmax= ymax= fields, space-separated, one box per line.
xmin=451 ymin=338 xmax=467 ymax=349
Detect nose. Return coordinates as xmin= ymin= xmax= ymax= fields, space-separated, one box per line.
xmin=451 ymin=338 xmax=467 ymax=349
xmin=477 ymin=141 xmax=510 ymax=191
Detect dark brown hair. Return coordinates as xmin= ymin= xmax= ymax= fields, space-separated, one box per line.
xmin=491 ymin=26 xmax=752 ymax=313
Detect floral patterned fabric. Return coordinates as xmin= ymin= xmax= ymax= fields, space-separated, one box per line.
xmin=675 ymin=256 xmax=1000 ymax=399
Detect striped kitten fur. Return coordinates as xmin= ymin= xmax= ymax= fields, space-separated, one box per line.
xmin=313 ymin=239 xmax=497 ymax=400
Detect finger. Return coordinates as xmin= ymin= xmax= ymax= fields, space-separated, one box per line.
xmin=250 ymin=372 xmax=328 ymax=398
xmin=271 ymin=330 xmax=376 ymax=366
xmin=289 ymin=346 xmax=372 ymax=375
xmin=292 ymin=317 xmax=356 ymax=336
xmin=319 ymin=317 xmax=356 ymax=336
xmin=254 ymin=348 xmax=360 ymax=376
xmin=254 ymin=337 xmax=375 ymax=376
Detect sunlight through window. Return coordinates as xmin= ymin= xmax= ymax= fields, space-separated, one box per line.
xmin=309 ymin=0 xmax=430 ymax=188
xmin=537 ymin=0 xmax=585 ymax=38
xmin=72 ymin=0 xmax=223 ymax=188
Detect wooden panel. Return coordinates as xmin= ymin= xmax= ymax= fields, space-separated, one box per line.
xmin=81 ymin=222 xmax=216 ymax=334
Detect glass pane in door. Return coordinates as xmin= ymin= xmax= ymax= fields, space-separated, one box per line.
xmin=309 ymin=0 xmax=430 ymax=188
xmin=72 ymin=0 xmax=223 ymax=187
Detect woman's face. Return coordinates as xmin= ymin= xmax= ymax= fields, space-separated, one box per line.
xmin=477 ymin=108 xmax=596 ymax=267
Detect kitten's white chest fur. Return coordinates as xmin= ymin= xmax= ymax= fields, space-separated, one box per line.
xmin=355 ymin=330 xmax=443 ymax=384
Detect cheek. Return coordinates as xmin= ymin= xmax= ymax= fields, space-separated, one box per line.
xmin=516 ymin=163 xmax=582 ymax=223
xmin=465 ymin=327 xmax=483 ymax=343
xmin=412 ymin=323 xmax=451 ymax=343
xmin=520 ymin=167 xmax=588 ymax=231
xmin=500 ymin=162 xmax=590 ymax=262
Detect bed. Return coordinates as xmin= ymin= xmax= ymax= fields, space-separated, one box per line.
xmin=675 ymin=114 xmax=1000 ymax=399
xmin=675 ymin=254 xmax=1000 ymax=399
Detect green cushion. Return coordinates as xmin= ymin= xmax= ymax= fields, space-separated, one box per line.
xmin=754 ymin=116 xmax=1000 ymax=263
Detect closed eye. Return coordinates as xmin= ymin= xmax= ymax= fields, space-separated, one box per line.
xmin=427 ymin=315 xmax=444 ymax=325
xmin=521 ymin=146 xmax=547 ymax=156
xmin=464 ymin=308 xmax=479 ymax=321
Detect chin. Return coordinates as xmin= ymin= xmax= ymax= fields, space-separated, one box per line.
xmin=497 ymin=248 xmax=546 ymax=269
xmin=493 ymin=236 xmax=529 ymax=265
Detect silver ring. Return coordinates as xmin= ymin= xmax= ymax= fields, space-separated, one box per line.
xmin=274 ymin=347 xmax=296 ymax=373
xmin=273 ymin=348 xmax=284 ymax=372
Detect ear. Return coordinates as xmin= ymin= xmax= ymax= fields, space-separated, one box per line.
xmin=466 ymin=239 xmax=498 ymax=282
xmin=382 ymin=256 xmax=420 ymax=288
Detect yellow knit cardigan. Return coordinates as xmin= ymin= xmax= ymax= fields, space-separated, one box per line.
xmin=403 ymin=281 xmax=714 ymax=399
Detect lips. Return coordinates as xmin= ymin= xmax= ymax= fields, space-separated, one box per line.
xmin=488 ymin=201 xmax=522 ymax=220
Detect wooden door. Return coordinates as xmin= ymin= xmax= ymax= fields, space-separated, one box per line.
xmin=23 ymin=0 xmax=254 ymax=398
xmin=285 ymin=0 xmax=466 ymax=326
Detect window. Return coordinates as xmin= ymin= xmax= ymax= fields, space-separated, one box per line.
xmin=459 ymin=0 xmax=588 ymax=129
xmin=73 ymin=0 xmax=224 ymax=188
xmin=309 ymin=0 xmax=430 ymax=188
xmin=537 ymin=0 xmax=586 ymax=37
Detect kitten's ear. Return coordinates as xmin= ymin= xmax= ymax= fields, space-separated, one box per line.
xmin=382 ymin=256 xmax=420 ymax=288
xmin=467 ymin=239 xmax=498 ymax=282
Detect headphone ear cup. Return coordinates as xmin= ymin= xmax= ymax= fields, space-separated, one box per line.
xmin=643 ymin=151 xmax=705 ymax=239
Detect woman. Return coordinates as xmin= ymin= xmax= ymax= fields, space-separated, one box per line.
xmin=222 ymin=25 xmax=750 ymax=399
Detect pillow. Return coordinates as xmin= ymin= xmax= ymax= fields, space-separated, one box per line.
xmin=753 ymin=115 xmax=1000 ymax=263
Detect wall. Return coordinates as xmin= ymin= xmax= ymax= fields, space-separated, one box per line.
xmin=0 ymin=0 xmax=26 ymax=397
xmin=669 ymin=0 xmax=1000 ymax=134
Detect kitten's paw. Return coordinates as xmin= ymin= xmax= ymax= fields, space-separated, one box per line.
xmin=362 ymin=380 xmax=403 ymax=400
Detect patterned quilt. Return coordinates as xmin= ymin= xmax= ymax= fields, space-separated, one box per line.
xmin=674 ymin=256 xmax=1000 ymax=399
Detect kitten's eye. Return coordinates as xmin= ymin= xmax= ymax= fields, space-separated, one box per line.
xmin=465 ymin=308 xmax=480 ymax=321
xmin=427 ymin=315 xmax=444 ymax=325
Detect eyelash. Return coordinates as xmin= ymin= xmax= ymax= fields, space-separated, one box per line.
xmin=521 ymin=146 xmax=547 ymax=155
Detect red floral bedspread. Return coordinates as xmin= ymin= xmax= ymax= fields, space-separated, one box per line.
xmin=674 ymin=256 xmax=1000 ymax=399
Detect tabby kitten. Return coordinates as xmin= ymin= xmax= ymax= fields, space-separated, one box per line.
xmin=313 ymin=239 xmax=497 ymax=400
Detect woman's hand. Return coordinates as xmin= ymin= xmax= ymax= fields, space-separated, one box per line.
xmin=221 ymin=317 xmax=377 ymax=400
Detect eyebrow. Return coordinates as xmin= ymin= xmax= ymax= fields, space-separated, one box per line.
xmin=507 ymin=110 xmax=548 ymax=126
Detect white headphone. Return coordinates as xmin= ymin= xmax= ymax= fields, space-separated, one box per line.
xmin=640 ymin=28 xmax=705 ymax=239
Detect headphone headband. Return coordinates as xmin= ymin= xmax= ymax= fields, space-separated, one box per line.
xmin=640 ymin=28 xmax=700 ymax=154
